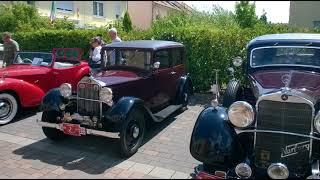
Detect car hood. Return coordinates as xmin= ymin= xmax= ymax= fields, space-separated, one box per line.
xmin=250 ymin=69 xmax=320 ymax=102
xmin=92 ymin=70 xmax=143 ymax=86
xmin=0 ymin=65 xmax=50 ymax=78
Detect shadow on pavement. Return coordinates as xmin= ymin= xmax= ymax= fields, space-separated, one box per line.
xmin=12 ymin=109 xmax=181 ymax=175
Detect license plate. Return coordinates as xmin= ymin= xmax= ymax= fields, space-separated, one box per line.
xmin=62 ymin=123 xmax=86 ymax=136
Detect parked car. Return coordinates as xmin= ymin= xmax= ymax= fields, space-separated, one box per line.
xmin=38 ymin=40 xmax=193 ymax=157
xmin=189 ymin=33 xmax=320 ymax=179
xmin=0 ymin=48 xmax=90 ymax=125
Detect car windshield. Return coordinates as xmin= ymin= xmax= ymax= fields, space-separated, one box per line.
xmin=13 ymin=52 xmax=53 ymax=66
xmin=103 ymin=49 xmax=152 ymax=70
xmin=251 ymin=46 xmax=320 ymax=68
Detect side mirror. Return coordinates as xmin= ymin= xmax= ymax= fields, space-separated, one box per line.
xmin=232 ymin=56 xmax=243 ymax=67
xmin=153 ymin=61 xmax=160 ymax=69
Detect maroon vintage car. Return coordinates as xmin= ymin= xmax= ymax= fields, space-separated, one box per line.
xmin=190 ymin=33 xmax=320 ymax=179
xmin=38 ymin=40 xmax=193 ymax=157
xmin=0 ymin=48 xmax=90 ymax=125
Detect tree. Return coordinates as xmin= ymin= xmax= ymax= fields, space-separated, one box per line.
xmin=235 ymin=1 xmax=258 ymax=28
xmin=259 ymin=9 xmax=268 ymax=24
xmin=122 ymin=11 xmax=133 ymax=33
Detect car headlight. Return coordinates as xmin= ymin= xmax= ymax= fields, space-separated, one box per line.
xmin=314 ymin=112 xmax=320 ymax=133
xmin=100 ymin=87 xmax=113 ymax=106
xmin=59 ymin=83 xmax=72 ymax=98
xmin=228 ymin=101 xmax=254 ymax=128
xmin=267 ymin=163 xmax=289 ymax=179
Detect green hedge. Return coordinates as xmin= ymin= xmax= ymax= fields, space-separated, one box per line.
xmin=12 ymin=23 xmax=317 ymax=92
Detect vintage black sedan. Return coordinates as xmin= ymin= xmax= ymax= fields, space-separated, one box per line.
xmin=37 ymin=40 xmax=193 ymax=157
xmin=190 ymin=33 xmax=320 ymax=179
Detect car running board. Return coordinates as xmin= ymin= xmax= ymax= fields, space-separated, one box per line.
xmin=153 ymin=104 xmax=182 ymax=122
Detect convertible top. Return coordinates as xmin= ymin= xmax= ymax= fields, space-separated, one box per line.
xmin=102 ymin=40 xmax=184 ymax=51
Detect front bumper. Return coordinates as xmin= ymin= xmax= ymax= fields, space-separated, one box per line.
xmin=36 ymin=119 xmax=119 ymax=138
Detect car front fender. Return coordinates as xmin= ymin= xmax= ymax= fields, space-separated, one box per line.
xmin=0 ymin=77 xmax=45 ymax=108
xmin=104 ymin=96 xmax=154 ymax=131
xmin=189 ymin=106 xmax=245 ymax=168
xmin=175 ymin=73 xmax=193 ymax=104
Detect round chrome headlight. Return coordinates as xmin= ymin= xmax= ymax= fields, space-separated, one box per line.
xmin=235 ymin=163 xmax=252 ymax=178
xmin=314 ymin=112 xmax=320 ymax=133
xmin=100 ymin=87 xmax=113 ymax=106
xmin=59 ymin=83 xmax=72 ymax=98
xmin=267 ymin=163 xmax=289 ymax=179
xmin=228 ymin=101 xmax=254 ymax=128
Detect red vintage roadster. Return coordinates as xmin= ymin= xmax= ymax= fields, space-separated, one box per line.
xmin=0 ymin=48 xmax=90 ymax=125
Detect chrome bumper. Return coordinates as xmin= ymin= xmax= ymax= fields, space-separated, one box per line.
xmin=36 ymin=119 xmax=119 ymax=138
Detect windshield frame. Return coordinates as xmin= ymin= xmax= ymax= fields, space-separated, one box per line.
xmin=13 ymin=52 xmax=53 ymax=66
xmin=250 ymin=46 xmax=320 ymax=69
xmin=102 ymin=47 xmax=153 ymax=71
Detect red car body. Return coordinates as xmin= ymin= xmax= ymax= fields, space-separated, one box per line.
xmin=0 ymin=48 xmax=90 ymax=124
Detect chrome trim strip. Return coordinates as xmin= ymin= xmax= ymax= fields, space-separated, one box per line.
xmin=255 ymin=90 xmax=315 ymax=159
xmin=250 ymin=46 xmax=320 ymax=69
xmin=77 ymin=97 xmax=102 ymax=103
xmin=36 ymin=119 xmax=119 ymax=138
xmin=239 ymin=129 xmax=320 ymax=141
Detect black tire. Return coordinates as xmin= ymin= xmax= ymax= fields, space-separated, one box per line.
xmin=222 ymin=80 xmax=242 ymax=108
xmin=41 ymin=111 xmax=66 ymax=141
xmin=119 ymin=107 xmax=146 ymax=157
xmin=179 ymin=82 xmax=192 ymax=111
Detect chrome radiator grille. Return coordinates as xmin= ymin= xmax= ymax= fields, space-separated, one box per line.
xmin=254 ymin=100 xmax=313 ymax=174
xmin=77 ymin=82 xmax=101 ymax=116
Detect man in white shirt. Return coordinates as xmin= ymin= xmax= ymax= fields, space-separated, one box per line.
xmin=107 ymin=28 xmax=122 ymax=65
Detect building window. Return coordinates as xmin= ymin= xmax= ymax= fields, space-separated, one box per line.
xmin=56 ymin=1 xmax=73 ymax=12
xmin=313 ymin=21 xmax=320 ymax=29
xmin=93 ymin=1 xmax=104 ymax=17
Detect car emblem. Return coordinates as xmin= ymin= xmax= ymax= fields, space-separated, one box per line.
xmin=281 ymin=94 xmax=288 ymax=101
xmin=281 ymin=74 xmax=291 ymax=87
xmin=79 ymin=84 xmax=85 ymax=89
xmin=281 ymin=141 xmax=310 ymax=158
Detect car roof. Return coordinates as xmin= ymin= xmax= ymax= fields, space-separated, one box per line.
xmin=102 ymin=40 xmax=184 ymax=50
xmin=248 ymin=33 xmax=320 ymax=48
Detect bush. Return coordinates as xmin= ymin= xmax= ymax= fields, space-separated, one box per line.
xmin=12 ymin=11 xmax=318 ymax=92
xmin=123 ymin=11 xmax=133 ymax=33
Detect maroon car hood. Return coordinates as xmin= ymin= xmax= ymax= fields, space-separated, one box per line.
xmin=250 ymin=70 xmax=320 ymax=101
xmin=92 ymin=70 xmax=143 ymax=86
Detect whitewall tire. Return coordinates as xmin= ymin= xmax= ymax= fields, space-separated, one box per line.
xmin=0 ymin=93 xmax=18 ymax=125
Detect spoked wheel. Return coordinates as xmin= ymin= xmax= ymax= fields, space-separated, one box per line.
xmin=120 ymin=107 xmax=145 ymax=157
xmin=0 ymin=93 xmax=18 ymax=125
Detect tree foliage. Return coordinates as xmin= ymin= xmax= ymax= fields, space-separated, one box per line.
xmin=122 ymin=11 xmax=133 ymax=33
xmin=259 ymin=10 xmax=268 ymax=24
xmin=235 ymin=1 xmax=258 ymax=28
xmin=0 ymin=2 xmax=75 ymax=33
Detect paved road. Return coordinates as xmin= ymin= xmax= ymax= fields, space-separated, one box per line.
xmin=0 ymin=94 xmax=212 ymax=179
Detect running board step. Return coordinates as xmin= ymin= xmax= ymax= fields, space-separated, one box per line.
xmin=153 ymin=104 xmax=182 ymax=121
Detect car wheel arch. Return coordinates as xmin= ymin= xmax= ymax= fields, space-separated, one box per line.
xmin=0 ymin=90 xmax=21 ymax=108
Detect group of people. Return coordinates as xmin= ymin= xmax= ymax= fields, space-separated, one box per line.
xmin=88 ymin=27 xmax=122 ymax=70
xmin=1 ymin=27 xmax=122 ymax=69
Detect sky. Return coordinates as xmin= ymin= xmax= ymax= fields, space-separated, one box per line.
xmin=183 ymin=1 xmax=290 ymax=23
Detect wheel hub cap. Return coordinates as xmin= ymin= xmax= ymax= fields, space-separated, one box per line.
xmin=0 ymin=101 xmax=11 ymax=118
xmin=132 ymin=126 xmax=139 ymax=139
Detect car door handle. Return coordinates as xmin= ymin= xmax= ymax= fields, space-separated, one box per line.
xmin=34 ymin=80 xmax=39 ymax=83
xmin=170 ymin=71 xmax=177 ymax=75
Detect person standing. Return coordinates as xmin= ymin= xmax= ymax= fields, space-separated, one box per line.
xmin=108 ymin=27 xmax=122 ymax=43
xmin=106 ymin=28 xmax=122 ymax=66
xmin=2 ymin=32 xmax=19 ymax=68
xmin=88 ymin=37 xmax=102 ymax=70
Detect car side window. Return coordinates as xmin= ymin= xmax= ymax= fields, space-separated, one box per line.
xmin=171 ymin=49 xmax=183 ymax=66
xmin=155 ymin=50 xmax=170 ymax=69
